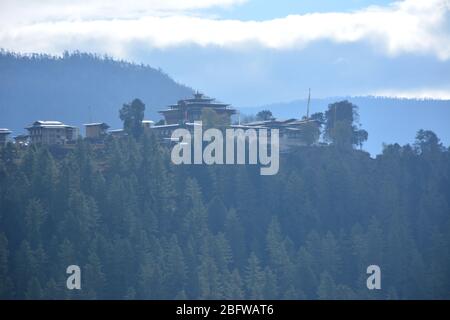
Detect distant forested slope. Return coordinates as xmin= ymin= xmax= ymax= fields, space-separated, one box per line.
xmin=0 ymin=50 xmax=193 ymax=134
xmin=241 ymin=97 xmax=450 ymax=156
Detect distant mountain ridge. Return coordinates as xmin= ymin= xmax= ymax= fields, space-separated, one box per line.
xmin=0 ymin=50 xmax=193 ymax=135
xmin=1 ymin=50 xmax=449 ymax=156
xmin=240 ymin=96 xmax=450 ymax=155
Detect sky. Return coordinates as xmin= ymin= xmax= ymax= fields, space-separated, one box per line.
xmin=0 ymin=0 xmax=449 ymax=106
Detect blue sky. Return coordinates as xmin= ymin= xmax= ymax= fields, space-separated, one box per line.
xmin=208 ymin=0 xmax=394 ymax=20
xmin=0 ymin=0 xmax=449 ymax=106
xmin=134 ymin=40 xmax=450 ymax=106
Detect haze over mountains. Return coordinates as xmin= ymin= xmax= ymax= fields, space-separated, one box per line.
xmin=1 ymin=51 xmax=449 ymax=155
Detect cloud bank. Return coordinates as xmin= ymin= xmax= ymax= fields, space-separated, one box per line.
xmin=374 ymin=88 xmax=450 ymax=99
xmin=0 ymin=0 xmax=449 ymax=60
xmin=0 ymin=0 xmax=248 ymax=23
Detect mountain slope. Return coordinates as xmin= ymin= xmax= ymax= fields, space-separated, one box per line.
xmin=0 ymin=51 xmax=193 ymax=134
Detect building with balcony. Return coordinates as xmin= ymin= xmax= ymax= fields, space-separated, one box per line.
xmin=26 ymin=121 xmax=79 ymax=145
xmin=159 ymin=92 xmax=236 ymax=125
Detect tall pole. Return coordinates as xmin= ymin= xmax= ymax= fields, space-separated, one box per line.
xmin=88 ymin=105 xmax=92 ymax=123
xmin=307 ymin=88 xmax=311 ymax=119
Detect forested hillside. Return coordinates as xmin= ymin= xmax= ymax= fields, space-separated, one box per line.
xmin=0 ymin=50 xmax=193 ymax=133
xmin=0 ymin=127 xmax=449 ymax=299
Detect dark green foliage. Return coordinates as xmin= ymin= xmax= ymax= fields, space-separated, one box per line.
xmin=0 ymin=127 xmax=449 ymax=300
xmin=414 ymin=129 xmax=443 ymax=155
xmin=256 ymin=110 xmax=274 ymax=121
xmin=201 ymin=109 xmax=230 ymax=128
xmin=324 ymin=100 xmax=368 ymax=149
xmin=300 ymin=121 xmax=321 ymax=146
xmin=120 ymin=99 xmax=146 ymax=139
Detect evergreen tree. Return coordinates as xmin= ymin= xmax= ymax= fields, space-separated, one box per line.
xmin=244 ymin=253 xmax=265 ymax=299
xmin=119 ymin=98 xmax=145 ymax=139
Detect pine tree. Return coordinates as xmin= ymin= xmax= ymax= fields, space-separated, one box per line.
xmin=317 ymin=272 xmax=337 ymax=300
xmin=83 ymin=250 xmax=106 ymax=299
xmin=25 ymin=277 xmax=43 ymax=300
xmin=207 ymin=196 xmax=228 ymax=234
xmin=0 ymin=233 xmax=13 ymax=298
xmin=224 ymin=208 xmax=246 ymax=269
xmin=24 ymin=199 xmax=47 ymax=246
xmin=244 ymin=253 xmax=265 ymax=299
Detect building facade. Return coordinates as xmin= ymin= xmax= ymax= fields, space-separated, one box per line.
xmin=242 ymin=118 xmax=321 ymax=152
xmin=85 ymin=122 xmax=110 ymax=140
xmin=152 ymin=92 xmax=236 ymax=141
xmin=26 ymin=121 xmax=79 ymax=145
xmin=0 ymin=128 xmax=12 ymax=146
xmin=159 ymin=92 xmax=236 ymax=125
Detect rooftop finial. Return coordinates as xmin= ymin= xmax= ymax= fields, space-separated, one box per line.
xmin=194 ymin=90 xmax=203 ymax=99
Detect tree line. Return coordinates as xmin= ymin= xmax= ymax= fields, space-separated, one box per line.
xmin=0 ymin=99 xmax=449 ymax=299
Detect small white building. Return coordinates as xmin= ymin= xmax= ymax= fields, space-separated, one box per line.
xmin=84 ymin=122 xmax=109 ymax=139
xmin=142 ymin=120 xmax=155 ymax=130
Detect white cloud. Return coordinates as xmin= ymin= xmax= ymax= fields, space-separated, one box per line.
xmin=0 ymin=0 xmax=247 ymax=23
xmin=374 ymin=88 xmax=450 ymax=100
xmin=0 ymin=0 xmax=449 ymax=60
